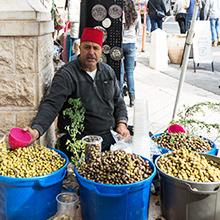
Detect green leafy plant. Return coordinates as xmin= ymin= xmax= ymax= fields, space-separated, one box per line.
xmin=171 ymin=102 xmax=220 ymax=141
xmin=63 ymin=98 xmax=86 ymax=167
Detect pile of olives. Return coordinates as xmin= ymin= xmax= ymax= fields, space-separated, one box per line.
xmin=78 ymin=150 xmax=153 ymax=185
xmin=152 ymin=133 xmax=212 ymax=152
xmin=157 ymin=148 xmax=220 ymax=182
xmin=0 ymin=143 xmax=65 ymax=178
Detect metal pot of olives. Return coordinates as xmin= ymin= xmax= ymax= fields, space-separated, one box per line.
xmin=155 ymin=149 xmax=220 ymax=220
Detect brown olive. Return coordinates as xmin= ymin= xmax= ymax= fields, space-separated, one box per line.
xmin=78 ymin=150 xmax=153 ymax=185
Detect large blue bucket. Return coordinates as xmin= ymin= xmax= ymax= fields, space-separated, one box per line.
xmin=74 ymin=157 xmax=156 ymax=220
xmin=0 ymin=148 xmax=68 ymax=220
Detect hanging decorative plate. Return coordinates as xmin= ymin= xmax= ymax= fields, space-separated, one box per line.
xmin=100 ymin=54 xmax=107 ymax=63
xmin=110 ymin=47 xmax=123 ymax=61
xmin=94 ymin=26 xmax=107 ymax=42
xmin=102 ymin=18 xmax=112 ymax=29
xmin=91 ymin=4 xmax=107 ymax=21
xmin=102 ymin=45 xmax=111 ymax=54
xmin=108 ymin=4 xmax=123 ymax=19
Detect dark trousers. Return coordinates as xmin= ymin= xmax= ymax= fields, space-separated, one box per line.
xmin=150 ymin=17 xmax=163 ymax=32
xmin=176 ymin=13 xmax=186 ymax=34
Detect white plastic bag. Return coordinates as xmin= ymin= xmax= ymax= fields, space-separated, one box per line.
xmin=110 ymin=130 xmax=133 ymax=154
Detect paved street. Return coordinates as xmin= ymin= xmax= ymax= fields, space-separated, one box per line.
xmin=138 ymin=34 xmax=220 ymax=95
xmin=125 ymin=32 xmax=220 ymax=146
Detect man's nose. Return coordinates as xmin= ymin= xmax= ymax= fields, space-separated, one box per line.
xmin=88 ymin=48 xmax=95 ymax=54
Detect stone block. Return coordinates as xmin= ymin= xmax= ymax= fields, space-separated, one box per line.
xmin=38 ymin=34 xmax=53 ymax=71
xmin=0 ymin=21 xmax=53 ymax=36
xmin=0 ymin=75 xmax=36 ymax=107
xmin=15 ymin=37 xmax=36 ymax=74
xmin=38 ymin=62 xmax=54 ymax=100
xmin=16 ymin=111 xmax=36 ymax=128
xmin=0 ymin=37 xmax=14 ymax=75
xmin=0 ymin=112 xmax=15 ymax=133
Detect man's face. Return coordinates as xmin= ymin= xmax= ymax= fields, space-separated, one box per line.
xmin=79 ymin=41 xmax=102 ymax=71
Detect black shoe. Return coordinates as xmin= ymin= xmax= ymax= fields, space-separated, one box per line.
xmin=129 ymin=99 xmax=134 ymax=107
xmin=129 ymin=94 xmax=135 ymax=107
xmin=123 ymin=85 xmax=128 ymax=96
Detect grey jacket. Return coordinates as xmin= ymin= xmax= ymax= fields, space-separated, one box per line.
xmin=147 ymin=0 xmax=167 ymax=19
xmin=32 ymin=59 xmax=128 ymax=136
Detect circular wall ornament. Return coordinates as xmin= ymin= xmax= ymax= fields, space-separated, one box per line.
xmin=110 ymin=47 xmax=123 ymax=61
xmin=102 ymin=45 xmax=111 ymax=54
xmin=108 ymin=5 xmax=123 ymax=19
xmin=102 ymin=18 xmax=112 ymax=29
xmin=91 ymin=4 xmax=107 ymax=21
xmin=94 ymin=26 xmax=107 ymax=42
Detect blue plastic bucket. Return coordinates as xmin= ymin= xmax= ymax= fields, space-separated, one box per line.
xmin=0 ymin=148 xmax=68 ymax=220
xmin=74 ymin=157 xmax=156 ymax=220
xmin=151 ymin=133 xmax=218 ymax=162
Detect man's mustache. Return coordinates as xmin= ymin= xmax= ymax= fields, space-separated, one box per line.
xmin=86 ymin=56 xmax=97 ymax=60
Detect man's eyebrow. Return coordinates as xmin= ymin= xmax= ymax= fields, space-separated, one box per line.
xmin=84 ymin=43 xmax=90 ymax=46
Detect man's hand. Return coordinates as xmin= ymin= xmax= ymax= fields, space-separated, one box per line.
xmin=23 ymin=127 xmax=39 ymax=144
xmin=115 ymin=123 xmax=131 ymax=140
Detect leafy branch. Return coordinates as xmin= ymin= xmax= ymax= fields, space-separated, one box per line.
xmin=63 ymin=98 xmax=86 ymax=167
xmin=171 ymin=102 xmax=220 ymax=140
xmin=182 ymin=102 xmax=220 ymax=118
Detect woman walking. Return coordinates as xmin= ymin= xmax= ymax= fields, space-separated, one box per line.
xmin=120 ymin=0 xmax=140 ymax=107
xmin=204 ymin=0 xmax=220 ymax=47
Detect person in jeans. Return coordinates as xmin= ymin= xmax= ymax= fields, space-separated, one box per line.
xmin=185 ymin=0 xmax=201 ymax=31
xmin=120 ymin=0 xmax=140 ymax=107
xmin=146 ymin=9 xmax=152 ymax=34
xmin=147 ymin=0 xmax=167 ymax=32
xmin=204 ymin=0 xmax=220 ymax=47
xmin=66 ymin=0 xmax=80 ymax=62
xmin=25 ymin=27 xmax=130 ymax=158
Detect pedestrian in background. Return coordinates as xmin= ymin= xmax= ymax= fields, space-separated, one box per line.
xmin=66 ymin=0 xmax=80 ymax=61
xmin=120 ymin=0 xmax=139 ymax=107
xmin=185 ymin=0 xmax=201 ymax=31
xmin=173 ymin=0 xmax=187 ymax=34
xmin=147 ymin=0 xmax=167 ymax=32
xmin=146 ymin=8 xmax=152 ymax=34
xmin=163 ymin=0 xmax=172 ymax=16
xmin=204 ymin=0 xmax=220 ymax=47
xmin=200 ymin=0 xmax=207 ymax=20
xmin=70 ymin=39 xmax=80 ymax=61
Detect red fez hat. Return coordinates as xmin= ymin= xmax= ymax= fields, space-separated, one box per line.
xmin=81 ymin=27 xmax=104 ymax=47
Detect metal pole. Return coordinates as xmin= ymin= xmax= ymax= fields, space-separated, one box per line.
xmin=172 ymin=1 xmax=200 ymax=120
xmin=141 ymin=3 xmax=147 ymax=52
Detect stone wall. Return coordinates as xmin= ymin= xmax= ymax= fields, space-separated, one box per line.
xmin=0 ymin=0 xmax=55 ymax=146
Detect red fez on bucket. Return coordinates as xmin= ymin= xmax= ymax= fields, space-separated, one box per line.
xmin=81 ymin=27 xmax=104 ymax=47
